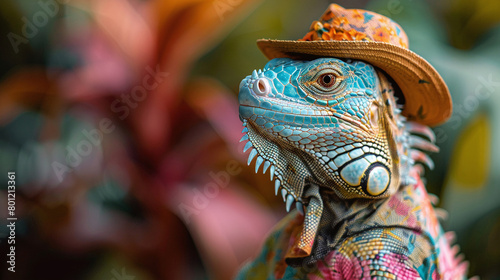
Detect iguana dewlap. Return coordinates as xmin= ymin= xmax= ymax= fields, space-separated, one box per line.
xmin=235 ymin=57 xmax=470 ymax=279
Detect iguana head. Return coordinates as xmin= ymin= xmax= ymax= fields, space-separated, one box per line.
xmin=239 ymin=57 xmax=436 ymax=212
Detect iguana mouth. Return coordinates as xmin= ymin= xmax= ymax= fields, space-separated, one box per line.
xmin=239 ymin=102 xmax=370 ymax=132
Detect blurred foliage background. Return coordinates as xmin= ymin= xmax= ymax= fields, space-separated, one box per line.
xmin=0 ymin=0 xmax=500 ymax=279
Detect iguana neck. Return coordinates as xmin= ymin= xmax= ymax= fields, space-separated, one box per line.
xmin=284 ymin=182 xmax=387 ymax=265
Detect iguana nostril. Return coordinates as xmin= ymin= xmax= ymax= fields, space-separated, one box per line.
xmin=253 ymin=78 xmax=270 ymax=96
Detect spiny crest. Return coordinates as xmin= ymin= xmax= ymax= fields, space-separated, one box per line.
xmin=398 ymin=117 xmax=439 ymax=185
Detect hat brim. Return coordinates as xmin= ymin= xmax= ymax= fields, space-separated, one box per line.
xmin=257 ymin=39 xmax=451 ymax=126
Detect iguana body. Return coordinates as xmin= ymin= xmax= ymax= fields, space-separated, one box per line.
xmin=236 ymin=57 xmax=469 ymax=279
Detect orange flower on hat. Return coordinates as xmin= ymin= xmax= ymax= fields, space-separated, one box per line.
xmin=322 ymin=10 xmax=335 ymax=21
xmin=326 ymin=29 xmax=347 ymax=41
xmin=377 ymin=16 xmax=391 ymax=25
xmin=351 ymin=10 xmax=364 ymax=23
xmin=332 ymin=16 xmax=348 ymax=27
xmin=322 ymin=32 xmax=332 ymax=41
xmin=299 ymin=31 xmax=312 ymax=41
xmin=345 ymin=29 xmax=367 ymax=41
xmin=399 ymin=38 xmax=408 ymax=48
xmin=373 ymin=27 xmax=391 ymax=43
xmin=299 ymin=30 xmax=319 ymax=41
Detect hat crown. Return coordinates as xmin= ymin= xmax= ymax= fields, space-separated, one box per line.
xmin=300 ymin=4 xmax=409 ymax=49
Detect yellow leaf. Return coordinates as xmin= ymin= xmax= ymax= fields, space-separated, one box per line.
xmin=447 ymin=114 xmax=491 ymax=188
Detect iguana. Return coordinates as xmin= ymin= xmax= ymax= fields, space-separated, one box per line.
xmin=235 ymin=4 xmax=470 ymax=280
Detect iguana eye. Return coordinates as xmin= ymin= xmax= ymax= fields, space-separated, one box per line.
xmin=312 ymin=69 xmax=343 ymax=93
xmin=318 ymin=73 xmax=336 ymax=88
xmin=299 ymin=62 xmax=346 ymax=98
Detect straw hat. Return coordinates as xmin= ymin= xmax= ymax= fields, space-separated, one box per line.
xmin=257 ymin=4 xmax=451 ymax=126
